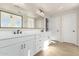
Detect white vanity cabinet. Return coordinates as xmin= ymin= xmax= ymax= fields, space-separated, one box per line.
xmin=0 ymin=32 xmax=46 ymax=56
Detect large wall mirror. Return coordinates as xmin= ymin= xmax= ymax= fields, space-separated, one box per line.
xmin=0 ymin=10 xmax=44 ymax=29
xmin=23 ymin=16 xmax=44 ymax=29
xmin=35 ymin=17 xmax=44 ymax=29
xmin=0 ymin=11 xmax=22 ymax=28
xmin=26 ymin=17 xmax=35 ymax=28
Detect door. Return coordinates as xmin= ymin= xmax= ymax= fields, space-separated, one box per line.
xmin=62 ymin=13 xmax=77 ymax=44
xmin=54 ymin=16 xmax=61 ymax=41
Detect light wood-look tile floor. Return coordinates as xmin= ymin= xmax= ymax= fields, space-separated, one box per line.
xmin=35 ymin=41 xmax=79 ymax=56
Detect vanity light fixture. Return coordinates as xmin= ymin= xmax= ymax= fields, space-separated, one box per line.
xmin=36 ymin=9 xmax=45 ymax=17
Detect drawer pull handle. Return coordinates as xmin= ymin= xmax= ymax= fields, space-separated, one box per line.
xmin=21 ymin=44 xmax=23 ymax=49
xmin=24 ymin=44 xmax=26 ymax=48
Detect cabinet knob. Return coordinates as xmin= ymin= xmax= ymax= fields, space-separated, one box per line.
xmin=20 ymin=31 xmax=22 ymax=34
xmin=13 ymin=32 xmax=16 ymax=34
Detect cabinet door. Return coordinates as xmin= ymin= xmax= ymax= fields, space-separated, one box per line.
xmin=23 ymin=41 xmax=28 ymax=56
xmin=0 ymin=42 xmax=23 ymax=56
xmin=35 ymin=34 xmax=43 ymax=54
xmin=62 ymin=13 xmax=77 ymax=44
xmin=28 ymin=36 xmax=36 ymax=56
xmin=54 ymin=16 xmax=61 ymax=41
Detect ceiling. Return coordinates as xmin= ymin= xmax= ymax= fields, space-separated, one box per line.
xmin=0 ymin=3 xmax=79 ymax=17
xmin=24 ymin=3 xmax=79 ymax=14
